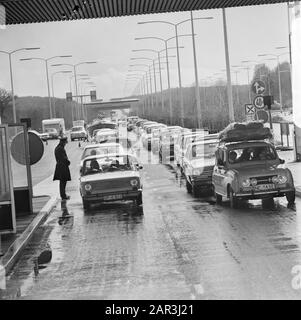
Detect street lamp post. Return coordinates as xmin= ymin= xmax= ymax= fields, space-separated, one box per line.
xmin=130 ymin=58 xmax=159 ymax=112
xmin=20 ymin=55 xmax=72 ymax=119
xmin=132 ymin=48 xmax=180 ymax=120
xmin=0 ymin=47 xmax=40 ymax=123
xmin=135 ymin=35 xmax=192 ymax=124
xmin=51 ymin=70 xmax=72 ymax=118
xmin=222 ymin=8 xmax=235 ymax=123
xmin=127 ymin=69 xmax=150 ymax=113
xmin=138 ymin=15 xmax=213 ymax=128
xmin=51 ymin=61 xmax=97 ymax=120
xmin=129 ymin=64 xmax=154 ymax=112
xmin=258 ymin=52 xmax=289 ymax=112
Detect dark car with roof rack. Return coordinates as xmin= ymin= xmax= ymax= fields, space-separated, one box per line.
xmin=212 ymin=122 xmax=295 ymax=208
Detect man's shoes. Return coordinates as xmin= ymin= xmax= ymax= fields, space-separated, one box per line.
xmin=61 ymin=195 xmax=70 ymax=200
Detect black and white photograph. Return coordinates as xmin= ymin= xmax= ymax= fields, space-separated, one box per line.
xmin=1 ymin=0 xmax=301 ymax=304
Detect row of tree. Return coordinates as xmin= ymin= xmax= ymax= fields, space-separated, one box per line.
xmin=0 ymin=89 xmax=77 ymax=130
xmin=130 ymin=62 xmax=292 ymax=131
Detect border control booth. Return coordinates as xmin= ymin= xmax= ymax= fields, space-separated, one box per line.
xmin=0 ymin=123 xmax=35 ymax=252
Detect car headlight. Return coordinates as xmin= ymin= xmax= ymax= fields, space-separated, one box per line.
xmin=84 ymin=184 xmax=92 ymax=191
xmin=130 ymin=179 xmax=138 ymax=186
xmin=272 ymin=175 xmax=287 ymax=184
xmin=242 ymin=179 xmax=251 ymax=188
xmin=250 ymin=178 xmax=257 ymax=186
xmin=193 ymin=169 xmax=201 ymax=176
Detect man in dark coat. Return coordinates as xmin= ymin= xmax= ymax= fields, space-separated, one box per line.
xmin=53 ymin=136 xmax=71 ymax=200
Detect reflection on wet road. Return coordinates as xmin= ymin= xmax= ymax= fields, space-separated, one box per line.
xmin=1 ymin=138 xmax=301 ymax=300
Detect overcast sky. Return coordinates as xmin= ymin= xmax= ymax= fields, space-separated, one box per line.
xmin=0 ymin=3 xmax=290 ymax=100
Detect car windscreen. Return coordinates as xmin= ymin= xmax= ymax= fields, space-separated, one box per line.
xmin=82 ymin=146 xmax=123 ymax=159
xmin=72 ymin=127 xmax=83 ymax=132
xmin=45 ymin=128 xmax=57 ymax=133
xmin=82 ymin=155 xmax=135 ymax=175
xmin=188 ymin=142 xmax=218 ymax=159
xmin=228 ymin=145 xmax=277 ymax=164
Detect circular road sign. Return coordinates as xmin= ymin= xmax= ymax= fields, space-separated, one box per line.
xmin=257 ymin=110 xmax=269 ymax=124
xmin=11 ymin=131 xmax=44 ymax=165
xmin=253 ymin=95 xmax=265 ymax=109
xmin=251 ymin=79 xmax=266 ymax=95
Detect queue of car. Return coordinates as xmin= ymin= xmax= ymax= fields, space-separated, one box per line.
xmin=130 ymin=117 xmax=296 ymax=208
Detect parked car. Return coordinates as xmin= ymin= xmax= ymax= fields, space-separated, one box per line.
xmin=182 ymin=139 xmax=219 ymax=196
xmin=212 ymin=140 xmax=296 ymax=208
xmin=158 ymin=127 xmax=182 ymax=163
xmin=79 ymin=153 xmax=143 ymax=210
xmin=70 ymin=126 xmax=88 ymax=141
xmin=175 ymin=132 xmax=207 ymax=169
xmin=44 ymin=127 xmax=59 ymax=139
xmin=142 ymin=123 xmax=167 ymax=150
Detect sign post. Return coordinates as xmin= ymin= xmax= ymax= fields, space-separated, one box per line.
xmin=0 ymin=124 xmax=16 ymax=249
xmin=245 ymin=104 xmax=255 ymax=122
xmin=251 ymin=79 xmax=266 ymax=95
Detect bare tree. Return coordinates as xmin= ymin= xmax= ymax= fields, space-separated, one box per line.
xmin=0 ymin=88 xmax=12 ymax=120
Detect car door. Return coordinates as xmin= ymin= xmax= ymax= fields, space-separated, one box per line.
xmin=213 ymin=148 xmax=227 ymax=196
xmin=182 ymin=146 xmax=191 ymax=179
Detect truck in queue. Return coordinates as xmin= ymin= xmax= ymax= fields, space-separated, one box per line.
xmin=42 ymin=118 xmax=66 ymax=139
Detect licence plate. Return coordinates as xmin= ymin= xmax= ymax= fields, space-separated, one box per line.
xmin=103 ymin=194 xmax=123 ymax=201
xmin=255 ymin=184 xmax=275 ymax=191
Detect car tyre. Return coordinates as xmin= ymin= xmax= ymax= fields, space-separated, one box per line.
xmin=192 ymin=185 xmax=198 ymax=197
xmin=135 ymin=193 xmax=143 ymax=206
xmin=83 ymin=199 xmax=90 ymax=210
xmin=286 ymin=191 xmax=295 ymax=205
xmin=214 ymin=186 xmax=222 ymax=204
xmin=229 ymin=187 xmax=238 ymax=209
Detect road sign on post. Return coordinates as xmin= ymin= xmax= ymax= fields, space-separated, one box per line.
xmin=66 ymin=92 xmax=73 ymax=102
xmin=263 ymin=95 xmax=274 ymax=110
xmin=251 ymin=79 xmax=266 ymax=95
xmin=257 ymin=110 xmax=269 ymax=123
xmin=20 ymin=118 xmax=31 ymax=129
xmin=245 ymin=104 xmax=255 ymax=115
xmin=253 ymin=95 xmax=265 ymax=110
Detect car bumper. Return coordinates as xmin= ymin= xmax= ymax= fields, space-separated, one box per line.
xmin=83 ymin=189 xmax=142 ymax=202
xmin=191 ymin=177 xmax=213 ymax=189
xmin=235 ymin=187 xmax=295 ymax=199
xmin=71 ymin=134 xmax=86 ymax=139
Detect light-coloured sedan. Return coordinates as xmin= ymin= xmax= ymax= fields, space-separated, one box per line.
xmin=79 ymin=153 xmax=143 ymax=210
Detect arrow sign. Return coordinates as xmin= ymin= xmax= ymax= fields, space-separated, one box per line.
xmin=251 ymin=79 xmax=266 ymax=95
xmin=253 ymin=95 xmax=265 ymax=109
xmin=245 ymin=104 xmax=255 ymax=115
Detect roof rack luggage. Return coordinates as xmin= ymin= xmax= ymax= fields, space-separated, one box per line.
xmin=218 ymin=121 xmax=273 ymax=143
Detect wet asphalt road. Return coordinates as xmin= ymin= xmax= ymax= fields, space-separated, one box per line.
xmin=1 ymin=134 xmax=301 ymax=300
